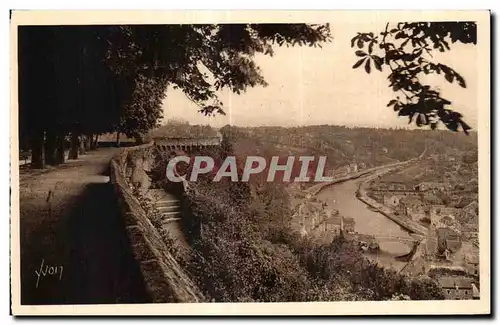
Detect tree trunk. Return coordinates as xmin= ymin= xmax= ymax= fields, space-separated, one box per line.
xmin=84 ymin=133 xmax=92 ymax=151
xmin=135 ymin=135 xmax=144 ymax=145
xmin=44 ymin=129 xmax=57 ymax=166
xmin=115 ymin=132 xmax=121 ymax=147
xmin=55 ymin=133 xmax=65 ymax=165
xmin=78 ymin=135 xmax=86 ymax=155
xmin=90 ymin=134 xmax=99 ymax=150
xmin=68 ymin=133 xmax=79 ymax=160
xmin=30 ymin=129 xmax=45 ymax=169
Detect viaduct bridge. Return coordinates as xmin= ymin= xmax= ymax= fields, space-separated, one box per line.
xmin=153 ymin=134 xmax=222 ymax=151
xmin=353 ymin=233 xmax=425 ymax=262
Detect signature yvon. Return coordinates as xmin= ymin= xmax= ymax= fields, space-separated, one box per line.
xmin=35 ymin=259 xmax=63 ymax=288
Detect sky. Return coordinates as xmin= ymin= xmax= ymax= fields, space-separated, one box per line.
xmin=162 ymin=22 xmax=478 ymax=130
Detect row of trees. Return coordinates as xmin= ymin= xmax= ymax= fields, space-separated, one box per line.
xmin=18 ymin=24 xmax=331 ymax=168
xmin=18 ymin=26 xmax=164 ymax=167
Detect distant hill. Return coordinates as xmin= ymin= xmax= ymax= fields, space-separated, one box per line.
xmin=220 ymin=125 xmax=477 ymax=171
xmin=147 ymin=122 xmax=219 ymax=139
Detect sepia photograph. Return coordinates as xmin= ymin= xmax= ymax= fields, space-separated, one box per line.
xmin=9 ymin=10 xmax=490 ymax=316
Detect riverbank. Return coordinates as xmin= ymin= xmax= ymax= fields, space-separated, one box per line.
xmin=309 ymin=153 xmax=428 ymax=236
xmin=355 ymin=175 xmax=429 ymax=236
xmin=308 ymin=156 xmax=420 ymax=196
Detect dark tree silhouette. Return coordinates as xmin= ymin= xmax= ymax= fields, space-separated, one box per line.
xmin=351 ymin=22 xmax=477 ymax=134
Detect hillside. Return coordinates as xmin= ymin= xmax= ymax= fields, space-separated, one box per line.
xmin=147 ymin=121 xmax=219 ymax=139
xmin=219 ymin=125 xmax=477 ymax=187
xmin=145 ymin=124 xmax=478 ymax=302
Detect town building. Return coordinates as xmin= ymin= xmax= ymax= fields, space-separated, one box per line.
xmin=298 ymin=202 xmax=319 ymax=230
xmin=424 ymin=236 xmax=439 ymax=259
xmin=427 ymin=265 xmax=468 ymax=278
xmin=371 ymin=190 xmax=419 ymax=202
xmin=436 ymin=227 xmax=462 ymax=260
xmin=333 ymin=163 xmax=359 ymax=177
xmin=369 ymin=181 xmax=419 ymax=203
xmin=323 ymin=216 xmax=344 ymax=235
xmin=293 ymin=198 xmax=354 ymax=239
xmin=465 ymin=255 xmax=479 ymax=277
xmin=373 ymin=181 xmax=412 ymax=191
xmin=322 ymin=215 xmax=356 ymax=235
xmin=343 ymin=217 xmax=356 ymax=233
xmin=430 ymin=205 xmax=461 ymax=227
xmin=293 ymin=200 xmax=325 ymax=235
xmin=437 ymin=276 xmax=475 ymax=300
xmin=461 ymin=231 xmax=478 ymax=243
xmin=399 ymin=196 xmax=427 ymax=221
xmin=415 ymin=182 xmax=448 ymax=192
xmin=383 ymin=194 xmax=400 ymax=207
xmin=472 ymin=283 xmax=481 ymax=300
xmin=462 ymin=200 xmax=479 ymax=217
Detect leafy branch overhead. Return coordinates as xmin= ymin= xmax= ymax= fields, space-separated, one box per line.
xmin=351 ymin=22 xmax=477 ymax=134
xmin=107 ymin=24 xmax=332 ymax=117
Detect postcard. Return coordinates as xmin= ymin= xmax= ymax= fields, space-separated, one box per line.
xmin=10 ymin=10 xmax=490 ymax=316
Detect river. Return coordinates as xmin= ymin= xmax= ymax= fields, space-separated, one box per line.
xmin=316 ymin=175 xmax=414 ymax=270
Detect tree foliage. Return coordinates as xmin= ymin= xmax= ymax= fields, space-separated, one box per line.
xmin=117 ymin=24 xmax=331 ymax=115
xmin=352 ymin=22 xmax=477 ymax=134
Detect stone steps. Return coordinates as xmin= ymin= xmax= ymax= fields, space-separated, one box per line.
xmin=155 ymin=199 xmax=178 ymax=205
xmin=159 ymin=211 xmax=182 ymax=219
xmin=147 ymin=189 xmax=183 ymax=218
xmin=144 ymin=188 xmax=190 ymax=251
xmin=160 ymin=216 xmax=182 ymax=229
xmin=156 ymin=205 xmax=181 ymax=213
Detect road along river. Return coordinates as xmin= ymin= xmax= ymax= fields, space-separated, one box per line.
xmin=316 ymin=174 xmax=415 ymax=270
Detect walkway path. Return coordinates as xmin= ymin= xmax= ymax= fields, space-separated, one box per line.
xmin=19 ymin=148 xmax=150 ymax=305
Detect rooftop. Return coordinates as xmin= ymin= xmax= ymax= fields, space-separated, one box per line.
xmin=472 ymin=283 xmax=480 ymax=298
xmin=436 ymin=227 xmax=460 ymax=239
xmin=418 ymin=181 xmax=446 ymax=186
xmin=466 ymin=254 xmax=479 ymax=264
xmin=438 ymin=276 xmax=473 ymax=289
xmin=422 ymin=193 xmax=442 ymax=204
xmin=445 ymin=239 xmax=462 ymax=253
xmin=325 ymin=216 xmax=342 ymax=225
xmin=400 ymin=196 xmax=425 ymax=206
xmin=324 ymin=215 xmax=355 ymax=225
xmin=300 ymin=202 xmax=324 ymax=215
xmin=343 ymin=216 xmax=355 ymax=225
xmin=428 ymin=264 xmax=467 ymax=273
xmin=431 ymin=205 xmax=460 ymax=211
xmin=464 ymin=200 xmax=479 ymax=211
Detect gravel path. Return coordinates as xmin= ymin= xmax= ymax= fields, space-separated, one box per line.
xmin=19 ymin=148 xmax=150 ymax=305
